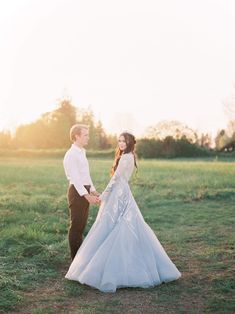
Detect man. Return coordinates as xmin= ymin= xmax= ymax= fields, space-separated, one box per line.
xmin=63 ymin=124 xmax=100 ymax=260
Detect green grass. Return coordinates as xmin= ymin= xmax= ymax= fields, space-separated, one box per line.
xmin=0 ymin=157 xmax=234 ymax=313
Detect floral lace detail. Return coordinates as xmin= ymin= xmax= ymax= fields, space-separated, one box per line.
xmin=100 ymin=153 xmax=134 ymax=202
xmin=100 ymin=176 xmax=118 ymax=201
xmin=96 ymin=178 xmax=139 ymax=240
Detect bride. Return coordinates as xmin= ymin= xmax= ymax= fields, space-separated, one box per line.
xmin=65 ymin=132 xmax=181 ymax=292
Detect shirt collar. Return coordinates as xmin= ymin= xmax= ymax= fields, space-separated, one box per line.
xmin=71 ymin=143 xmax=85 ymax=152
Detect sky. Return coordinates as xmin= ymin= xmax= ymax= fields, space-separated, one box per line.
xmin=0 ymin=0 xmax=235 ymax=138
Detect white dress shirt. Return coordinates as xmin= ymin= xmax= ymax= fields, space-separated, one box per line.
xmin=63 ymin=144 xmax=96 ymax=196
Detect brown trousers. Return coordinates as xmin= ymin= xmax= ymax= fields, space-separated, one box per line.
xmin=67 ymin=184 xmax=90 ymax=260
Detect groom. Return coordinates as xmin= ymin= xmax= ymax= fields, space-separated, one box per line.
xmin=63 ymin=124 xmax=100 ymax=260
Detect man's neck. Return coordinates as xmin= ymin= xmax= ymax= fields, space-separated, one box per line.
xmin=73 ymin=142 xmax=84 ymax=149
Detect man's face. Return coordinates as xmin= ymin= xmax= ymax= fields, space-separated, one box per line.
xmin=76 ymin=128 xmax=89 ymax=147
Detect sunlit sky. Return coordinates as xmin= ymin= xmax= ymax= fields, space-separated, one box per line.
xmin=1 ymin=0 xmax=235 ymax=137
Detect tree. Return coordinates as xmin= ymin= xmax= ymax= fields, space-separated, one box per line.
xmin=14 ymin=98 xmax=77 ymax=148
xmin=215 ymin=129 xmax=230 ymax=151
xmin=220 ymin=85 xmax=235 ymax=151
xmin=0 ymin=131 xmax=13 ymax=149
xmin=96 ymin=120 xmax=110 ymax=149
xmin=146 ymin=120 xmax=198 ymax=143
xmin=198 ymin=133 xmax=213 ymax=149
xmin=13 ymin=100 xmax=115 ymax=150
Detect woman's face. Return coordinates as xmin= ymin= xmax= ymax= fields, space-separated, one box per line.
xmin=118 ymin=135 xmax=127 ymax=151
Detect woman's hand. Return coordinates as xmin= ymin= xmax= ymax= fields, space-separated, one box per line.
xmin=84 ymin=194 xmax=100 ymax=205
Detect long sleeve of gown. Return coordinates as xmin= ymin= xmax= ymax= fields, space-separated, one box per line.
xmin=100 ymin=154 xmax=133 ymax=202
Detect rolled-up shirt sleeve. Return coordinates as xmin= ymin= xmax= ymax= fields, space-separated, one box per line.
xmin=89 ymin=178 xmax=96 ymax=193
xmin=64 ymin=154 xmax=89 ymax=197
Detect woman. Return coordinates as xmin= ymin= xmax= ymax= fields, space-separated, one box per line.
xmin=65 ymin=132 xmax=181 ymax=292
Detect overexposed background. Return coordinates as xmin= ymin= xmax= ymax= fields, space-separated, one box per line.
xmin=0 ymin=0 xmax=235 ymax=136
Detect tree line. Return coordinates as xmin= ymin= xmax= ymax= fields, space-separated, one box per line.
xmin=0 ymin=99 xmax=235 ymax=158
xmin=0 ymin=99 xmax=116 ymax=150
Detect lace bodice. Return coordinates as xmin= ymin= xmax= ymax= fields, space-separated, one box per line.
xmin=112 ymin=152 xmax=135 ymax=181
xmin=100 ymin=153 xmax=135 ymax=201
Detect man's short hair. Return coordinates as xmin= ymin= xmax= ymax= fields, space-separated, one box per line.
xmin=70 ymin=124 xmax=89 ymax=142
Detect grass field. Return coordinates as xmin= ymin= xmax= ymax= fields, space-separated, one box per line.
xmin=0 ymin=157 xmax=234 ymax=313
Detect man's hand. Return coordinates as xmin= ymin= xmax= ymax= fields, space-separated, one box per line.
xmin=90 ymin=190 xmax=100 ymax=197
xmin=84 ymin=194 xmax=100 ymax=205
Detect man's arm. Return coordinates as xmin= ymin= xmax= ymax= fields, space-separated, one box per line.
xmin=90 ymin=190 xmax=100 ymax=197
xmin=89 ymin=175 xmax=98 ymax=194
xmin=65 ymin=154 xmax=90 ymax=196
xmin=64 ymin=154 xmax=100 ymax=204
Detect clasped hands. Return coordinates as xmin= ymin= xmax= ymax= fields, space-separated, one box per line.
xmin=84 ymin=190 xmax=102 ymax=205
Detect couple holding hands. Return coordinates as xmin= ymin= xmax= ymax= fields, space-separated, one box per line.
xmin=63 ymin=124 xmax=181 ymax=293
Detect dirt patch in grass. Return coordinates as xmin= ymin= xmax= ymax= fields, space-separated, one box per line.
xmin=9 ymin=264 xmax=208 ymax=314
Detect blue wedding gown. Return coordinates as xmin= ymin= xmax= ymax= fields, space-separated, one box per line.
xmin=65 ymin=152 xmax=181 ymax=292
